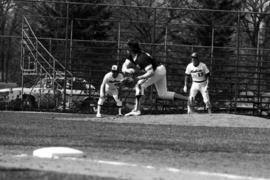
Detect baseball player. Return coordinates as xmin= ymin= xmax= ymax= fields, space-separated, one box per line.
xmin=96 ymin=65 xmax=124 ymax=118
xmin=183 ymin=52 xmax=211 ymax=114
xmin=122 ymin=39 xmax=188 ymax=116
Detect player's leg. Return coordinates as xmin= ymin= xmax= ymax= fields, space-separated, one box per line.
xmin=154 ymin=65 xmax=187 ymax=100
xmin=96 ymin=97 xmax=105 ymax=118
xmin=125 ymin=81 xmax=145 ymax=116
xmin=112 ymin=89 xmax=123 ymax=116
xmin=96 ymin=88 xmax=109 ymax=118
xmin=125 ymin=76 xmax=153 ymax=116
xmin=133 ymin=72 xmax=162 ymax=113
xmin=154 ymin=76 xmax=174 ymax=99
xmin=134 ymin=94 xmax=142 ymax=113
xmin=200 ymin=83 xmax=211 ymax=114
xmin=188 ymin=83 xmax=199 ymax=114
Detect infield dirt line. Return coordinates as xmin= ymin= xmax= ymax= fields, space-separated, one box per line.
xmin=54 ymin=113 xmax=270 ymax=129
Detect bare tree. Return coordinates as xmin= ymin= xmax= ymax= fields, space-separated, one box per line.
xmin=115 ymin=0 xmax=190 ymax=44
xmin=0 ymin=0 xmax=22 ymax=82
xmin=241 ymin=0 xmax=270 ymax=47
xmin=239 ymin=0 xmax=270 ymax=92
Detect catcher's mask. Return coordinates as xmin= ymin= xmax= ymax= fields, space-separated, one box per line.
xmin=127 ymin=39 xmax=141 ymax=54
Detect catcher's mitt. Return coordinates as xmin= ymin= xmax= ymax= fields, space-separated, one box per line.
xmin=121 ymin=76 xmax=137 ymax=88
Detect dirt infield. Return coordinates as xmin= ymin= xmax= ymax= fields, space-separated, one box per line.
xmin=0 ymin=111 xmax=270 ymax=180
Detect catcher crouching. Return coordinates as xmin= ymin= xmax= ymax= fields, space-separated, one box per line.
xmin=96 ymin=65 xmax=124 ymax=118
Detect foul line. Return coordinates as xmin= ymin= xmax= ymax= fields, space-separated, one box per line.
xmin=96 ymin=160 xmax=269 ymax=180
xmin=65 ymin=157 xmax=270 ymax=180
xmin=13 ymin=154 xmax=269 ymax=180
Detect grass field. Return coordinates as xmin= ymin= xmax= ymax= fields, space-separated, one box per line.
xmin=0 ymin=111 xmax=270 ymax=180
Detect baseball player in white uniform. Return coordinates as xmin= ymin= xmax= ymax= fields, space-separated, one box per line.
xmin=122 ymin=39 xmax=188 ymax=116
xmin=183 ymin=52 xmax=211 ymax=114
xmin=96 ymin=65 xmax=124 ymax=118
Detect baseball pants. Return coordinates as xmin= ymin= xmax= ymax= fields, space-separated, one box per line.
xmin=98 ymin=88 xmax=122 ymax=107
xmin=189 ymin=81 xmax=210 ymax=108
xmin=135 ymin=65 xmax=175 ymax=100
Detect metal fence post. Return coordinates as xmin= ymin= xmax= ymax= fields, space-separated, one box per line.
xmin=117 ymin=22 xmax=121 ymax=66
xmin=256 ymin=23 xmax=262 ymax=116
xmin=210 ymin=27 xmax=214 ymax=74
xmin=234 ymin=11 xmax=240 ymax=114
xmin=63 ymin=0 xmax=70 ymax=111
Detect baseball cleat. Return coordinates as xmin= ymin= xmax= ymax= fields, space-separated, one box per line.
xmin=124 ymin=110 xmax=141 ymax=116
xmin=96 ymin=113 xmax=102 ymax=118
xmin=187 ymin=105 xmax=194 ymax=115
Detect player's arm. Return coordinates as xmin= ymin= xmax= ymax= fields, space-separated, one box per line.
xmin=117 ymin=73 xmax=125 ymax=85
xmin=137 ymin=64 xmax=154 ymax=80
xmin=117 ymin=73 xmax=124 ymax=92
xmin=184 ymin=74 xmax=189 ymax=87
xmin=204 ymin=64 xmax=210 ymax=89
xmin=183 ymin=65 xmax=191 ymax=93
xmin=183 ymin=74 xmax=190 ymax=93
xmin=205 ymin=72 xmax=210 ymax=89
xmin=122 ymin=59 xmax=135 ymax=74
xmin=99 ymin=76 xmax=107 ymax=98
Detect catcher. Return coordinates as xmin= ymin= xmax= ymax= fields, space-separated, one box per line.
xmin=96 ymin=65 xmax=124 ymax=118
xmin=183 ymin=52 xmax=211 ymax=114
xmin=122 ymin=39 xmax=188 ymax=116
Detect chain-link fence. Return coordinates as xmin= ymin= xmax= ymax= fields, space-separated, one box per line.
xmin=0 ymin=1 xmax=270 ymax=117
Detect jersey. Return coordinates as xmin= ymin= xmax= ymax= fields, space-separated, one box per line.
xmin=103 ymin=72 xmax=124 ymax=90
xmin=185 ymin=62 xmax=210 ymax=82
xmin=126 ymin=51 xmax=158 ymax=71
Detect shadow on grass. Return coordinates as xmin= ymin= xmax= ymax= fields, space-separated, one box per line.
xmin=0 ymin=166 xmax=123 ymax=180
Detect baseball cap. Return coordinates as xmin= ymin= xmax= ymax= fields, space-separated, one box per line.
xmin=111 ymin=65 xmax=118 ymax=71
xmin=191 ymin=52 xmax=198 ymax=58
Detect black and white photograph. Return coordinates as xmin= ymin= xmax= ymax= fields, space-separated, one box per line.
xmin=0 ymin=0 xmax=270 ymax=179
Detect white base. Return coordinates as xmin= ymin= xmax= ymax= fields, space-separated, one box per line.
xmin=33 ymin=147 xmax=85 ymax=159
